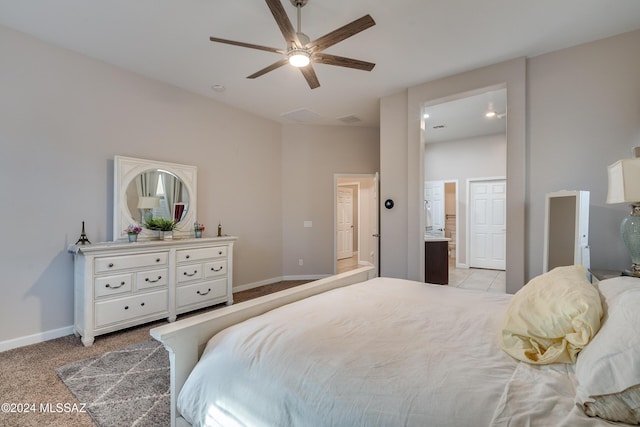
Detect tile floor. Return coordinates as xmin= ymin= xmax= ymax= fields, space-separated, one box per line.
xmin=448 ymin=259 xmax=506 ymax=293
xmin=338 ymin=255 xmax=506 ymax=293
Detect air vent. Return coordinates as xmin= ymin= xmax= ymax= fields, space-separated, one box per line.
xmin=337 ymin=114 xmax=362 ymax=124
xmin=281 ymin=108 xmax=322 ymax=123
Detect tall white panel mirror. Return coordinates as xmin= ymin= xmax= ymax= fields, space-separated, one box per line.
xmin=543 ymin=190 xmax=590 ymax=273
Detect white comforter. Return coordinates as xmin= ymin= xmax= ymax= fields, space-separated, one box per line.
xmin=178 ymin=277 xmax=615 ymax=426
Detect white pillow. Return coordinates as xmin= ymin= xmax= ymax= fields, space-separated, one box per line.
xmin=576 ymin=276 xmax=640 ymax=424
xmin=500 ymin=265 xmax=602 ymax=364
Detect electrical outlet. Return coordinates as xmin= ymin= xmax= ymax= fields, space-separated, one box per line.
xmin=298 ymin=259 xmax=304 ymax=266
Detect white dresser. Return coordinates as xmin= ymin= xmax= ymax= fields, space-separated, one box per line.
xmin=69 ymin=236 xmax=237 ymax=346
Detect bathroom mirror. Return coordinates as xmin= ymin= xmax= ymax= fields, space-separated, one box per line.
xmin=113 ymin=156 xmax=197 ymax=240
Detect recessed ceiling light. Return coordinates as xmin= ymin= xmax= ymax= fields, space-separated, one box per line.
xmin=211 ymin=84 xmax=226 ymax=92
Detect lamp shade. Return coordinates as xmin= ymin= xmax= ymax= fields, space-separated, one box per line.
xmin=606 ymin=158 xmax=640 ymax=204
xmin=137 ymin=196 xmax=160 ymax=209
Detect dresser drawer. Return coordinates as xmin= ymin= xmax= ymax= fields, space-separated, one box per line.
xmin=177 ymin=264 xmax=203 ymax=283
xmin=95 ymin=252 xmax=168 ymax=273
xmin=177 ymin=246 xmax=227 ymax=263
xmin=176 ymin=278 xmax=227 ymax=309
xmin=136 ymin=268 xmax=169 ymax=291
xmin=94 ymin=290 xmax=168 ymax=328
xmin=204 ymin=260 xmax=227 ymax=278
xmin=94 ymin=274 xmax=132 ymax=298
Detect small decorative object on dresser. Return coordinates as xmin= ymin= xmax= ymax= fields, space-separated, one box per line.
xmin=75 ymin=221 xmax=91 ymax=245
xmin=124 ymin=224 xmax=142 ymax=243
xmin=194 ymin=222 xmax=205 ymax=238
xmin=68 ymin=236 xmax=237 ymax=346
xmin=144 ymin=217 xmax=176 ymax=240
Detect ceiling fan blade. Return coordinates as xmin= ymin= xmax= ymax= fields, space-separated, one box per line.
xmin=209 ymin=37 xmax=283 ymax=54
xmin=299 ymin=65 xmax=320 ymax=89
xmin=247 ymin=58 xmax=290 ymax=79
xmin=313 ymin=53 xmax=375 ymax=71
xmin=265 ymin=0 xmax=301 ymax=48
xmin=307 ymin=14 xmax=375 ymax=52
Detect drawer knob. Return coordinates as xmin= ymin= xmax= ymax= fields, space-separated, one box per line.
xmin=124 ymin=305 xmax=129 ymax=310
xmin=108 ymin=263 xmax=114 ymax=268
xmin=218 ymin=251 xmax=223 ymax=255
xmin=183 ymin=270 xmax=198 ymax=277
xmin=141 ymin=302 xmax=145 ymax=306
xmin=106 ymin=281 xmax=125 ymax=289
xmin=211 ymin=266 xmax=223 ymax=272
xmin=185 ymin=255 xmax=190 ymax=259
xmin=197 ymin=288 xmax=212 ymax=296
xmin=156 ymin=258 xmax=161 ymax=263
xmin=145 ymin=276 xmax=162 ymax=283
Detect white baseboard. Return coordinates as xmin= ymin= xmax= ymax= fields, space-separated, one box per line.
xmin=0 ymin=325 xmax=74 ymax=353
xmin=233 ymin=275 xmax=328 ymax=293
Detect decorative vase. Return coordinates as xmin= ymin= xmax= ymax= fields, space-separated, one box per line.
xmin=158 ymin=230 xmax=165 ymax=240
xmin=195 ymin=230 xmax=202 ymax=238
xmin=128 ymin=233 xmax=138 ymax=243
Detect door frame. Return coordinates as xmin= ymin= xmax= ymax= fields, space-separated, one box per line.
xmin=334 ymin=173 xmax=379 ymax=275
xmin=466 ymin=176 xmax=506 ymax=270
xmin=425 ymin=179 xmax=460 ymax=266
xmin=337 ymin=184 xmax=357 ymax=260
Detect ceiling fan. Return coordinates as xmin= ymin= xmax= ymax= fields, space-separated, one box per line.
xmin=209 ymin=0 xmax=376 ymax=89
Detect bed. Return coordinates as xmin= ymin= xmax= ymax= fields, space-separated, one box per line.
xmin=151 ymin=265 xmax=640 ymax=426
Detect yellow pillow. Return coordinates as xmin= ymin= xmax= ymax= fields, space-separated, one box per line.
xmin=500 ymin=265 xmax=603 ymax=364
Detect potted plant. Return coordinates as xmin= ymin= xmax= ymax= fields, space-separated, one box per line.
xmin=124 ymin=224 xmax=142 ymax=243
xmin=144 ymin=218 xmax=176 ymax=240
xmin=193 ymin=222 xmax=205 ymax=238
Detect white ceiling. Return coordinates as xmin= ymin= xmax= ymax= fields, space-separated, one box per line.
xmin=1 ymin=0 xmax=640 ymax=128
xmin=424 ymin=89 xmax=506 ymax=144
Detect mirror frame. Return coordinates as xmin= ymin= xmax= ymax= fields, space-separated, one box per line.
xmin=113 ymin=155 xmax=197 ymax=240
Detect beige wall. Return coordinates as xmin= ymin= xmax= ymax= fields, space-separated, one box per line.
xmin=381 ymin=57 xmax=526 ymax=292
xmin=425 ymin=133 xmax=507 ymax=265
xmin=281 ymin=125 xmax=380 ymax=277
xmin=381 ymin=29 xmax=640 ymax=290
xmin=0 ymin=25 xmax=379 ymax=348
xmin=527 ymin=29 xmax=640 ymax=277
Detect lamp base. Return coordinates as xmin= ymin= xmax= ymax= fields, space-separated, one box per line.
xmin=622 ymin=269 xmax=640 ymax=278
xmin=620 ymin=205 xmax=640 ymax=279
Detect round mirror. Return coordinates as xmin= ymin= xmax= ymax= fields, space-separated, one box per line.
xmin=125 ymin=169 xmax=190 ymax=226
xmin=114 ymin=156 xmax=197 ymax=240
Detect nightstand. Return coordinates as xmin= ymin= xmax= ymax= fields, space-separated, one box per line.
xmin=589 ymin=269 xmax=623 ymax=284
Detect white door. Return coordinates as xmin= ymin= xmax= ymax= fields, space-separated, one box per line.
xmin=337 ymin=187 xmax=354 ymax=260
xmin=425 ymin=181 xmax=445 ymax=236
xmin=469 ymin=179 xmax=506 ymax=270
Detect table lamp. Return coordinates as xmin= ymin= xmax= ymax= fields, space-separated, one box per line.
xmin=137 ymin=196 xmax=160 ymax=223
xmin=606 ymin=158 xmax=640 ymax=276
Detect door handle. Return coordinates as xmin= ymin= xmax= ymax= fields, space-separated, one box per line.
xmin=372 ymin=234 xmax=380 ymax=238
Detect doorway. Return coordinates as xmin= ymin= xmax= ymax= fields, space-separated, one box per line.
xmin=334 ymin=174 xmax=379 ymax=275
xmin=422 ymin=87 xmax=507 ymax=279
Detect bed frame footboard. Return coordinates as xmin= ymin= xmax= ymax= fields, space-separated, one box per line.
xmin=150 ymin=266 xmax=376 ymax=427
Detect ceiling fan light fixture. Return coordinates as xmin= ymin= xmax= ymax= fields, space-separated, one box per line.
xmin=288 ymin=49 xmax=310 ymax=67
